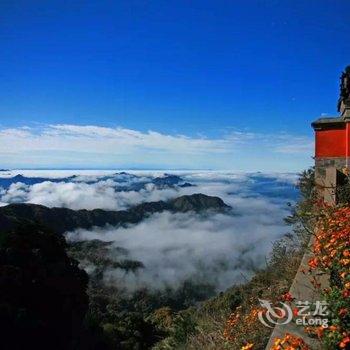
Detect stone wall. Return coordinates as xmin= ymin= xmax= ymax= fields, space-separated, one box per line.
xmin=315 ymin=157 xmax=347 ymax=204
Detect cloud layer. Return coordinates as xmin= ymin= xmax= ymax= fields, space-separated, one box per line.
xmin=68 ymin=208 xmax=292 ymax=292
xmin=0 ymin=170 xmax=299 ymax=292
xmin=0 ymin=170 xmax=298 ymax=210
xmin=0 ymin=124 xmax=313 ymax=171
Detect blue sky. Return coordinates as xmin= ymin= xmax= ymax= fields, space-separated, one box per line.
xmin=0 ymin=0 xmax=349 ymax=170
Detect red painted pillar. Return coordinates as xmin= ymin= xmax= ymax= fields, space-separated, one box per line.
xmin=346 ymin=122 xmax=350 ymax=168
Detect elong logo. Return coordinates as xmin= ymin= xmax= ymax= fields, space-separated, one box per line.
xmin=258 ymin=299 xmax=293 ymax=328
xmin=258 ymin=299 xmax=329 ymax=329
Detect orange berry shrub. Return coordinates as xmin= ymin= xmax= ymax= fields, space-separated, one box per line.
xmin=309 ymin=206 xmax=350 ymax=349
xmin=223 ymin=304 xmax=267 ymax=349
xmin=270 ymin=333 xmax=310 ymax=350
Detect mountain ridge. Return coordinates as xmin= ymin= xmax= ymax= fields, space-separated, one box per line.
xmin=0 ymin=193 xmax=231 ymax=234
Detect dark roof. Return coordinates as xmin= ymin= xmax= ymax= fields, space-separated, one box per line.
xmin=311 ymin=116 xmax=345 ymax=130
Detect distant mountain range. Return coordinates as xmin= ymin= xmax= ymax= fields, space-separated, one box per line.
xmin=0 ymin=193 xmax=231 ymax=235
xmin=0 ymin=173 xmax=195 ymax=190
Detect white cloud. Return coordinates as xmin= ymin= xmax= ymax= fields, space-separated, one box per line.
xmin=0 ymin=124 xmax=313 ymax=171
xmin=68 ymin=210 xmax=288 ymax=292
xmin=1 ymin=170 xmax=298 ymax=292
xmin=63 ymin=171 xmax=296 ymax=292
xmin=0 ymin=180 xmax=180 ymax=210
xmin=0 ymin=171 xmax=298 ymax=210
xmin=0 ymin=124 xmax=229 ymax=154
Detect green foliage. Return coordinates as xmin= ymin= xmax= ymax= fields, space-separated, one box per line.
xmin=102 ymin=312 xmax=162 ymax=349
xmin=168 ymin=311 xmax=197 ymax=346
xmin=84 ymin=278 xmax=217 ymax=349
xmin=322 ymin=287 xmax=350 ymax=350
xmin=153 ymin=310 xmax=197 ymax=349
xmin=298 ymin=167 xmax=316 ymax=199
xmin=284 ymin=167 xmax=316 ymax=246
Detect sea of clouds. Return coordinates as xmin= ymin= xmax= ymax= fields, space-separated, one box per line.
xmin=0 ymin=170 xmax=299 ymax=292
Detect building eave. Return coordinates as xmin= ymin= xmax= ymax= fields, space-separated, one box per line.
xmin=311 ymin=117 xmax=345 ymax=130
